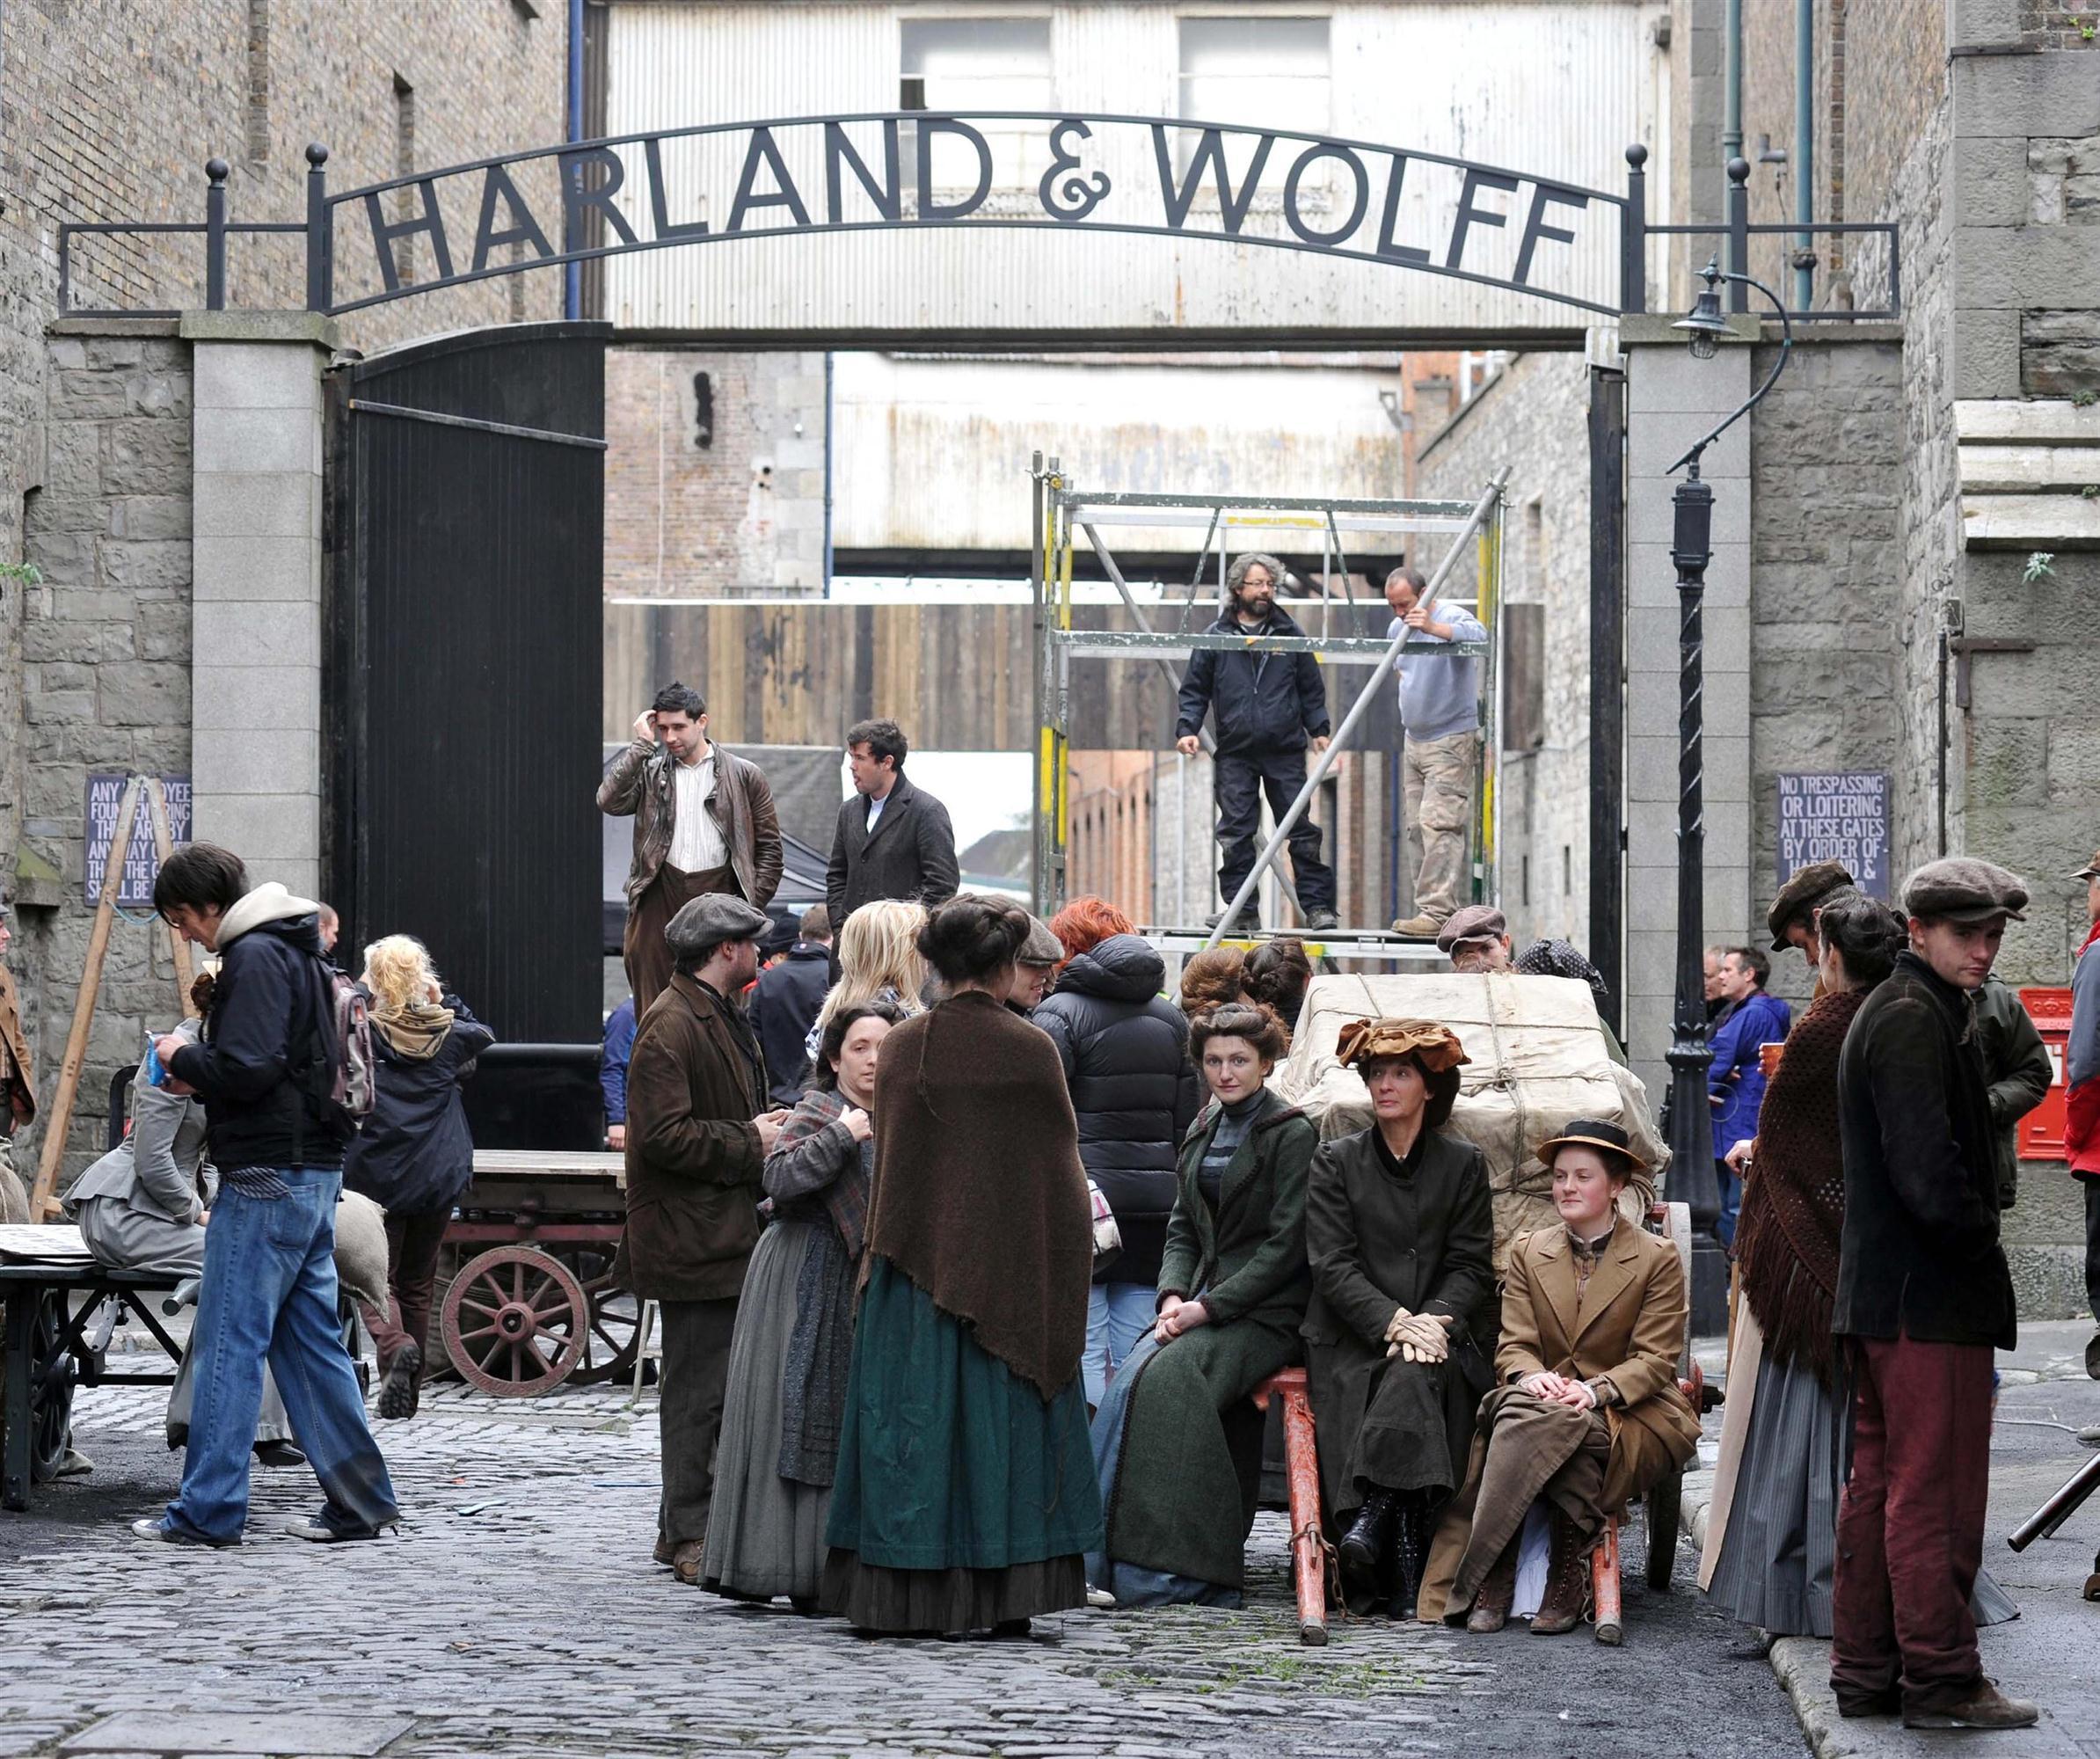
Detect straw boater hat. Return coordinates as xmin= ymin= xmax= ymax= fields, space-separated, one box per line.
xmin=1534 ymin=1117 xmax=1648 ymax=1178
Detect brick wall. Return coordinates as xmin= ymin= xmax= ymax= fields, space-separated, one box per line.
xmin=603 ymin=347 xmax=828 ymax=597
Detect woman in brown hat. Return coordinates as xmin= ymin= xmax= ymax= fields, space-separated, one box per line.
xmin=1420 ymin=1120 xmax=1701 ymax=1634
xmin=1303 ymin=1018 xmax=1494 ymax=1618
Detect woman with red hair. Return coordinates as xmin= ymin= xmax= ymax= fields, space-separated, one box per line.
xmin=1047 ymin=897 xmax=1135 ymax=970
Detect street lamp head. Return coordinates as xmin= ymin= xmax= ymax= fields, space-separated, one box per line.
xmin=1674 ymin=258 xmax=1730 ymax=361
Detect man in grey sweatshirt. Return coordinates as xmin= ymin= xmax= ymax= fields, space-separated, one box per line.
xmin=1384 ymin=566 xmax=1487 ymax=937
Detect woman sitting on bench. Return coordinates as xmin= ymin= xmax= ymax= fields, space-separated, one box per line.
xmin=1086 ymin=1000 xmax=1316 ymax=1608
xmin=1420 ymin=1120 xmax=1700 ymax=1633
xmin=1303 ymin=1018 xmax=1494 ymax=1619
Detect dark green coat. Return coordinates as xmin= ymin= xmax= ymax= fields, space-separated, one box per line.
xmin=1103 ymin=1094 xmax=1316 ymax=1587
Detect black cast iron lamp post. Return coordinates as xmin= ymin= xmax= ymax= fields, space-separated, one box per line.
xmin=1661 ymin=254 xmax=1792 ymax=1333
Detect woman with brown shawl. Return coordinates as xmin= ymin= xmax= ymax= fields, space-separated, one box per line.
xmin=1701 ymin=894 xmax=2016 ymax=1634
xmin=1306 ymin=1019 xmax=1494 ymax=1619
xmin=820 ymin=895 xmax=1103 ymax=1637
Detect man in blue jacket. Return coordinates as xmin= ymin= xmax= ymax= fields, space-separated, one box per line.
xmin=1174 ymin=552 xmax=1338 ymax=934
xmin=1707 ymin=944 xmax=1791 ymax=1248
xmin=142 ymin=843 xmax=397 ymax=1547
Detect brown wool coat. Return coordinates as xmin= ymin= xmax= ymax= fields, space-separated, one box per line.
xmin=613 ymin=974 xmax=769 ymax=1303
xmin=1418 ymin=1220 xmax=1701 ymax=1619
xmin=0 ymin=965 xmax=33 ymax=1126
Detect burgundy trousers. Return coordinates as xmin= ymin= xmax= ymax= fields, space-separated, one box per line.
xmin=1830 ymin=1332 xmax=1993 ymax=1712
xmin=360 ymin=1209 xmax=451 ymax=1388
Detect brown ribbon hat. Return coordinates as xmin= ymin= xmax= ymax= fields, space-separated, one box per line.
xmin=1334 ymin=1017 xmax=1469 ymax=1074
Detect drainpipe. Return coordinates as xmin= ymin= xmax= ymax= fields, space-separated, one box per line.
xmin=822 ymin=350 xmax=835 ymax=596
xmin=1793 ymin=0 xmax=1815 ymax=311
xmin=565 ymin=0 xmax=584 ymax=320
xmin=1723 ymin=0 xmax=1743 ymax=281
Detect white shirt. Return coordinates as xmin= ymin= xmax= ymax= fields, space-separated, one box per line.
xmin=864 ymin=791 xmax=888 ymax=836
xmin=668 ymin=752 xmax=728 ymax=872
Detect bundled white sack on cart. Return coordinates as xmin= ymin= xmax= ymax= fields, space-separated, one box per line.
xmin=1271 ymin=971 xmax=1668 ymax=1273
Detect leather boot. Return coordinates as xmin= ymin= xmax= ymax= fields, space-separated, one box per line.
xmin=1465 ymin=1535 xmax=1520 ymax=1633
xmin=1386 ymin=1493 xmax=1430 ymax=1620
xmin=1529 ymin=1510 xmax=1593 ymax=1636
xmin=1338 ymin=1489 xmax=1397 ymax=1602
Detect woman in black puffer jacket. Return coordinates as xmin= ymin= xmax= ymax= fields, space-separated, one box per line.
xmin=1034 ymin=927 xmax=1201 ymax=1407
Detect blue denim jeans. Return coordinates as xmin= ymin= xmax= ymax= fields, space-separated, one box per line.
xmin=163 ymin=1168 xmax=399 ymax=1544
xmin=1083 ymin=1282 xmax=1159 ymax=1409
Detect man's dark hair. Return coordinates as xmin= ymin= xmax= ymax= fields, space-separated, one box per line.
xmin=153 ymin=843 xmax=248 ymax=922
xmin=1816 ymin=893 xmax=1906 ymax=988
xmin=1724 ymin=945 xmax=1771 ymax=989
xmin=798 ymin=905 xmax=833 ymax=942
xmin=653 ymin=681 xmax=706 ymax=719
xmin=846 ymin=717 xmax=908 ymax=774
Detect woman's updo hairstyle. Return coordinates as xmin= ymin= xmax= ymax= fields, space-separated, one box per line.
xmin=813 ymin=996 xmax=908 ymax=1091
xmin=1178 ymin=947 xmax=1246 ymax=1015
xmin=1243 ymin=937 xmax=1312 ymax=1032
xmin=1817 ymin=889 xmax=1906 ymax=988
xmin=1187 ymin=999 xmax=1290 ymax=1064
xmin=916 ymin=893 xmax=1031 ymax=987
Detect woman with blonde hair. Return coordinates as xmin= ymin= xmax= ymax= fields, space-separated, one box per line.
xmin=343 ymin=934 xmax=492 ymax=1419
xmin=803 ymin=898 xmax=928 ymax=1066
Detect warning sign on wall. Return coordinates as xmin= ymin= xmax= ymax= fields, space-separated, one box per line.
xmin=1776 ymin=771 xmax=1890 ymax=900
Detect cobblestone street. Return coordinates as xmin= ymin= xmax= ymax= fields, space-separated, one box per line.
xmin=0 ymin=1379 xmax=1809 ymax=1759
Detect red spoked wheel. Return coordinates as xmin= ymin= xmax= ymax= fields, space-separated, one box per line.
xmin=440 ymin=1246 xmax=587 ymax=1397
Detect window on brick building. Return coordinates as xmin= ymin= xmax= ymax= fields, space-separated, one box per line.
xmin=900 ymin=18 xmax=1053 ymax=190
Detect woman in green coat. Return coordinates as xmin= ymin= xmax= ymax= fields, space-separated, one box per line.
xmin=1086 ymin=1001 xmax=1317 ymax=1607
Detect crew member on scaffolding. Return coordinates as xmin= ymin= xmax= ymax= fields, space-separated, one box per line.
xmin=1173 ymin=553 xmax=1340 ymax=936
xmin=1384 ymin=566 xmax=1488 ymax=940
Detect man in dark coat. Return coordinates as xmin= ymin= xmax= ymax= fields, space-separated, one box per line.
xmin=748 ymin=905 xmax=833 ymax=1106
xmin=598 ymin=681 xmax=784 ymax=1019
xmin=824 ymin=717 xmax=959 ymax=928
xmin=615 ymin=892 xmax=787 ymax=1585
xmin=1830 ymin=858 xmax=2037 ymax=1732
xmin=1173 ymin=552 xmax=1338 ymax=934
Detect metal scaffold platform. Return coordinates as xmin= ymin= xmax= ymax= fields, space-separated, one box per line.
xmin=1028 ymin=465 xmax=1510 ymax=954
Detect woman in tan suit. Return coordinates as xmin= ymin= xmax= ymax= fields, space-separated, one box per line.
xmin=1420 ymin=1120 xmax=1701 ymax=1634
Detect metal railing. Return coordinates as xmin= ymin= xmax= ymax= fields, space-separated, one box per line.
xmin=58 ymin=158 xmax=302 ymax=318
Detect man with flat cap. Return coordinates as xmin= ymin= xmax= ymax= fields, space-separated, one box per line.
xmin=2063 ymin=846 xmax=2100 ymax=1381
xmin=1830 ymin=857 xmax=2037 ymax=1732
xmin=1438 ymin=904 xmax=1513 ymax=974
xmin=615 ymin=892 xmax=789 ymax=1585
xmin=1768 ymin=859 xmax=1855 ymax=970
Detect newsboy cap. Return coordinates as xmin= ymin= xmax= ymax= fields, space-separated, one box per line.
xmin=1901 ymin=858 xmax=2028 ymax=925
xmin=1436 ymin=904 xmax=1508 ymax=953
xmin=2071 ymin=847 xmax=2100 ymax=882
xmin=664 ymin=893 xmax=773 ymax=960
xmin=1767 ymin=859 xmax=1856 ymax=950
xmin=1017 ymin=914 xmax=1065 ymax=967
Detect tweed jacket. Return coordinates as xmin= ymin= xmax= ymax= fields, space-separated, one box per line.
xmin=0 ymin=964 xmax=33 ymax=1127
xmin=823 ymin=775 xmax=960 ymax=925
xmin=597 ymin=737 xmax=784 ymax=911
xmin=613 ymin=973 xmax=769 ymax=1303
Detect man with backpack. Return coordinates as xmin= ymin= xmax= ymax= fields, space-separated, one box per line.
xmin=140 ymin=843 xmax=398 ymax=1547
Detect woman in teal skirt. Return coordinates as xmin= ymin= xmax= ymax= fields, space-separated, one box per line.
xmin=820 ymin=894 xmax=1104 ymax=1637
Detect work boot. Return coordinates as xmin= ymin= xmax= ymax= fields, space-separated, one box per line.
xmin=671 ymin=1539 xmax=705 ymax=1586
xmin=377 ymin=1340 xmax=420 ymax=1420
xmin=1302 ymin=907 xmax=1339 ymax=933
xmin=1205 ymin=907 xmax=1260 ymax=938
xmin=1389 ymin=914 xmax=1441 ymax=938
xmin=1902 ymin=1681 xmax=2040 ymax=1731
xmin=1529 ymin=1510 xmax=1593 ymax=1636
xmin=1338 ymin=1489 xmax=1397 ymax=1603
xmin=1465 ymin=1536 xmax=1521 ymax=1633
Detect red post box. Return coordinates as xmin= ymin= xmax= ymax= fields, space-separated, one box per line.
xmin=2016 ymin=987 xmax=2074 ymax=1162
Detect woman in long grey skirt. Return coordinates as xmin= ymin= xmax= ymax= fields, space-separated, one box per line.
xmin=1702 ymin=893 xmax=2016 ymax=1634
xmin=701 ymin=999 xmax=904 ymax=1608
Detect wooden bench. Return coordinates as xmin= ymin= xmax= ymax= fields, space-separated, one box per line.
xmin=1251 ymin=1365 xmax=1328 ymax=1646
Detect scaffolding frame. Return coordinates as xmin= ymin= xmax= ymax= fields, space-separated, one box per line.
xmin=1029 ymin=463 xmax=1508 ymax=963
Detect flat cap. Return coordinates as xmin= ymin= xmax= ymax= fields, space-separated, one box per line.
xmin=1768 ymin=859 xmax=1855 ymax=950
xmin=2071 ymin=847 xmax=2100 ymax=882
xmin=1017 ymin=914 xmax=1065 ymax=967
xmin=1437 ymin=904 xmax=1508 ymax=953
xmin=664 ymin=892 xmax=772 ymax=954
xmin=1901 ymin=857 xmax=2028 ymax=925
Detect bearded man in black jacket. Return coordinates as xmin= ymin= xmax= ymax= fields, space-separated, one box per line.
xmin=1829 ymin=857 xmax=2037 ymax=1733
xmin=1174 ymin=552 xmax=1339 ymax=935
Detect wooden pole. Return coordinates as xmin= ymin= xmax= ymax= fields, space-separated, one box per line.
xmin=29 ymin=776 xmax=145 ymax=1222
xmin=142 ymin=777 xmax=196 ymax=1018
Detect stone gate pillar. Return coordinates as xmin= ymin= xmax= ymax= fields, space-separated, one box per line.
xmin=180 ymin=311 xmax=338 ymax=899
xmin=1617 ymin=316 xmax=1756 ymax=1110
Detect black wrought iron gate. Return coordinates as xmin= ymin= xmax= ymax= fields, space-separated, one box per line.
xmin=324 ymin=322 xmax=610 ymax=1147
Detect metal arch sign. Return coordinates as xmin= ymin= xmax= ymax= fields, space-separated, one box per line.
xmin=311 ymin=112 xmax=1638 ymax=317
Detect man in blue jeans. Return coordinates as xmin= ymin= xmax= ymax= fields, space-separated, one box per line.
xmin=136 ymin=843 xmax=398 ymax=1546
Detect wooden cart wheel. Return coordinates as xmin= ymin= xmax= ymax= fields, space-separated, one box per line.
xmin=546 ymin=1244 xmax=642 ymax=1386
xmin=440 ymin=1246 xmax=587 ymax=1397
xmin=29 ymin=1293 xmax=75 ymax=1483
xmin=1645 ymin=1464 xmax=1683 ymax=1590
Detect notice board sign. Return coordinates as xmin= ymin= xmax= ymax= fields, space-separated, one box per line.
xmin=84 ymin=774 xmax=191 ymax=906
xmin=1776 ymin=771 xmax=1890 ymax=899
